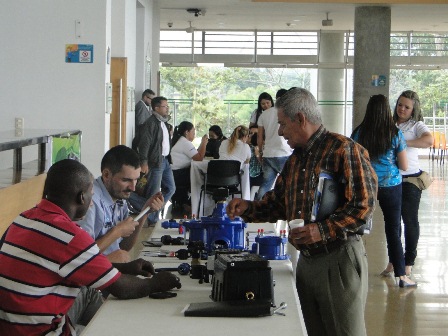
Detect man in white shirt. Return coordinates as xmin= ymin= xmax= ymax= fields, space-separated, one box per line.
xmin=256 ymin=89 xmax=292 ymax=200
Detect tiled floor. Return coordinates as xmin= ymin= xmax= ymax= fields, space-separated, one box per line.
xmin=364 ymin=158 xmax=448 ymax=336
xmin=132 ymin=158 xmax=448 ymax=335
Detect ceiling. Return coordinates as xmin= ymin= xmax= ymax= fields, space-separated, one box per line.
xmin=159 ymin=0 xmax=448 ymax=32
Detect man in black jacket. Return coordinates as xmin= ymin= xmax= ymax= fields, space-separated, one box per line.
xmin=130 ymin=96 xmax=175 ymax=225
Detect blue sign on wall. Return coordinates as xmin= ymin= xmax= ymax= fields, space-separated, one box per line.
xmin=65 ymin=44 xmax=94 ymax=63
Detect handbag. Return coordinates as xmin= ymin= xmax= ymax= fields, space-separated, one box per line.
xmin=403 ymin=171 xmax=432 ymax=190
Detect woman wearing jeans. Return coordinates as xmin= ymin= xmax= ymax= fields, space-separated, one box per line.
xmin=352 ymin=94 xmax=415 ymax=287
xmin=393 ymin=90 xmax=433 ymax=277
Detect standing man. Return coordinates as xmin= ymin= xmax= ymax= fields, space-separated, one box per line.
xmin=0 ymin=159 xmax=181 ymax=335
xmin=133 ymin=89 xmax=156 ymax=151
xmin=78 ymin=145 xmax=163 ymax=263
xmin=227 ymin=88 xmax=377 ymax=336
xmin=135 ymin=89 xmax=155 ymax=128
xmin=255 ymin=88 xmax=292 ymax=200
xmin=130 ymin=96 xmax=175 ymax=225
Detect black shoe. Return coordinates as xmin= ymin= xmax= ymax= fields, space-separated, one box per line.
xmin=399 ymin=279 xmax=417 ymax=288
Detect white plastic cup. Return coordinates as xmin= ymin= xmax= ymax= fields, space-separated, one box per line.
xmin=288 ymin=219 xmax=304 ymax=230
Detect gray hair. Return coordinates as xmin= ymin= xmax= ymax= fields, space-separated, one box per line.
xmin=275 ymin=88 xmax=322 ymax=125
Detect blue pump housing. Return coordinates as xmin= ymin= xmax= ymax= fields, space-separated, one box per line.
xmin=251 ymin=235 xmax=290 ymax=260
xmin=182 ymin=202 xmax=247 ymax=253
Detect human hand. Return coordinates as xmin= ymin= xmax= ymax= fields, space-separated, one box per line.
xmin=142 ymin=192 xmax=164 ymax=214
xmin=226 ymin=198 xmax=249 ymax=219
xmin=201 ymin=134 xmax=209 ymax=144
xmin=122 ymin=258 xmax=155 ymax=277
xmin=141 ymin=163 xmax=149 ymax=175
xmin=148 ymin=271 xmax=182 ymax=293
xmin=288 ymin=223 xmax=322 ymax=248
xmin=116 ymin=217 xmax=139 ymax=237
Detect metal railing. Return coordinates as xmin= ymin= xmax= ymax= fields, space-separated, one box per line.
xmin=160 ymin=30 xmax=448 ymax=68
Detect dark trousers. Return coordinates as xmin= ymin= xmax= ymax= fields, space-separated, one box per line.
xmin=171 ymin=167 xmax=191 ymax=207
xmin=378 ymin=183 xmax=405 ymax=277
xmin=401 ymin=181 xmax=422 ymax=266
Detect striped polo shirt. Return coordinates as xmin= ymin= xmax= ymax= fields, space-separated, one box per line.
xmin=0 ymin=199 xmax=120 ymax=335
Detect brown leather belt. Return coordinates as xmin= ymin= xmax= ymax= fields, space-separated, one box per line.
xmin=300 ymin=234 xmax=359 ymax=258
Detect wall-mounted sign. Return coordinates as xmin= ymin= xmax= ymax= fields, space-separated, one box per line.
xmin=371 ymin=74 xmax=386 ymax=87
xmin=65 ymin=44 xmax=94 ymax=63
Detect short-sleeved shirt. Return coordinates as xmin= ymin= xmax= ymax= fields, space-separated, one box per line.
xmin=257 ymin=107 xmax=293 ymax=158
xmin=78 ymin=177 xmax=129 ymax=255
xmin=352 ymin=129 xmax=406 ymax=187
xmin=0 ymin=199 xmax=120 ymax=335
xmin=397 ymin=119 xmax=430 ymax=175
xmin=219 ymin=139 xmax=251 ymax=166
xmin=171 ymin=136 xmax=198 ymax=170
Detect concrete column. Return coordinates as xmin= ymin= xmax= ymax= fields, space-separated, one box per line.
xmin=151 ymin=0 xmax=160 ymax=93
xmin=353 ymin=6 xmax=391 ymax=129
xmin=318 ymin=32 xmax=345 ymax=134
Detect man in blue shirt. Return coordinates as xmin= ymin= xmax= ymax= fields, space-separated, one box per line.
xmin=78 ymin=145 xmax=163 ymax=262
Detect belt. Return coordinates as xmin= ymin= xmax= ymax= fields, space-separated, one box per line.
xmin=300 ymin=234 xmax=359 ymax=258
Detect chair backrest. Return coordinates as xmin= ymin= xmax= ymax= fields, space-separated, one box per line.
xmin=432 ymin=131 xmax=441 ymax=148
xmin=205 ymin=160 xmax=241 ymax=187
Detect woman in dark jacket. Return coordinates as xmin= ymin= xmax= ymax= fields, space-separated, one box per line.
xmin=205 ymin=125 xmax=226 ymax=159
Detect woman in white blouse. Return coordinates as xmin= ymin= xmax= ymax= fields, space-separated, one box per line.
xmin=170 ymin=121 xmax=208 ymax=210
xmin=219 ymin=125 xmax=251 ymax=165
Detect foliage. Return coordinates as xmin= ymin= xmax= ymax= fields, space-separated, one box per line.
xmin=161 ymin=66 xmax=448 ymax=137
xmin=160 ymin=67 xmax=311 ymax=136
xmin=390 ymin=69 xmax=448 ymax=118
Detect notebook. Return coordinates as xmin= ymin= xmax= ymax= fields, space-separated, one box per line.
xmin=311 ymin=171 xmax=371 ymax=234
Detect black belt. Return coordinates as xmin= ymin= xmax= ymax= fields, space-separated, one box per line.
xmin=300 ymin=234 xmax=359 ymax=258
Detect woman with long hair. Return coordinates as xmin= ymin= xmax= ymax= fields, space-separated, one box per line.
xmin=205 ymin=124 xmax=227 ymax=159
xmin=219 ymin=125 xmax=251 ymax=165
xmin=352 ymin=94 xmax=415 ymax=287
xmin=392 ymin=90 xmax=433 ymax=277
xmin=249 ymin=92 xmax=274 ymax=128
xmin=170 ymin=121 xmax=208 ymax=211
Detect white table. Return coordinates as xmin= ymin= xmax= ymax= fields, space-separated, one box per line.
xmin=190 ymin=160 xmax=251 ymax=217
xmin=81 ymin=221 xmax=306 ymax=336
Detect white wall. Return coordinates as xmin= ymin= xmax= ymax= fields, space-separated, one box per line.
xmin=0 ymin=0 xmax=157 ymax=176
xmin=0 ymin=0 xmax=109 ymax=175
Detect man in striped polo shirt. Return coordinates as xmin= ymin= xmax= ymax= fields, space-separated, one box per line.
xmin=0 ymin=159 xmax=181 ymax=335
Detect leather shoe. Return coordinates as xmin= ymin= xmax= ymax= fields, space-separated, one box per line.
xmin=399 ymin=279 xmax=417 ymax=288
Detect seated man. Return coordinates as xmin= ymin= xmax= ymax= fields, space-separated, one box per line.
xmin=78 ymin=145 xmax=162 ymax=263
xmin=0 ymin=159 xmax=181 ymax=335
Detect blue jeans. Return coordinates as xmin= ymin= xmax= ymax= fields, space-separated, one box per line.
xmin=129 ymin=157 xmax=175 ymax=223
xmin=378 ymin=184 xmax=405 ymax=277
xmin=255 ymin=156 xmax=289 ymax=200
xmin=401 ymin=181 xmax=422 ymax=266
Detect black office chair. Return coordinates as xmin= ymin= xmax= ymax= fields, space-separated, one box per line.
xmin=198 ymin=160 xmax=243 ymax=216
xmin=171 ymin=167 xmax=191 ymax=211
